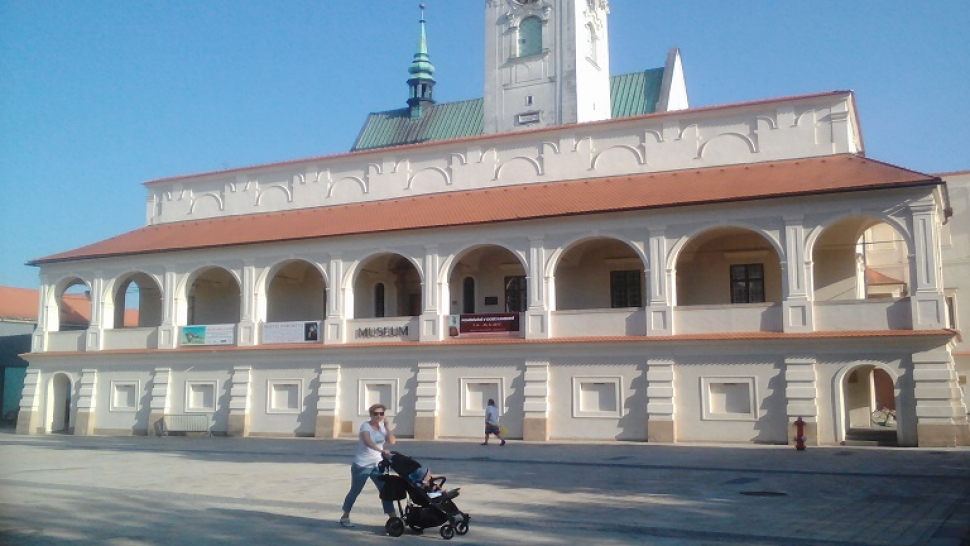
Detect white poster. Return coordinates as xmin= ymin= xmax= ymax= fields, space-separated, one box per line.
xmin=262 ymin=321 xmax=322 ymax=344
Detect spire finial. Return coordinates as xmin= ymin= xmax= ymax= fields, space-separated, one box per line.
xmin=407 ymin=2 xmax=436 ymax=118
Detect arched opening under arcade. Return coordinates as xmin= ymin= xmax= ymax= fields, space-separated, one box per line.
xmin=448 ymin=245 xmax=527 ymax=315
xmin=186 ymin=267 xmax=241 ymax=325
xmin=353 ymin=254 xmax=421 ymax=319
xmin=112 ymin=272 xmax=161 ymax=328
xmin=811 ymin=216 xmax=912 ymax=330
xmin=673 ymin=227 xmax=782 ymax=333
xmin=265 ymin=260 xmax=327 ymax=322
xmin=812 ymin=216 xmax=910 ymax=301
xmin=55 ymin=278 xmax=91 ymax=332
xmin=554 ymin=237 xmax=644 ymax=310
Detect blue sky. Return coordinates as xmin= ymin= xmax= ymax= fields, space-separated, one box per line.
xmin=1 ymin=1 xmax=968 ymax=291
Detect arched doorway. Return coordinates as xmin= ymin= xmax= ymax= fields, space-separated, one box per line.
xmin=841 ymin=365 xmax=898 ymax=446
xmin=47 ymin=373 xmax=72 ymax=434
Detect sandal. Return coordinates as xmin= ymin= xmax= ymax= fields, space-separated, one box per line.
xmin=339 ymin=517 xmax=354 ymax=528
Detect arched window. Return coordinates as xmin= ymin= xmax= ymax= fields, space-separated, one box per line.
xmin=518 ymin=16 xmax=542 ymax=57
xmin=586 ymin=23 xmax=597 ymax=61
xmin=463 ymin=277 xmax=475 ymax=314
xmin=374 ymin=283 xmax=385 ymax=318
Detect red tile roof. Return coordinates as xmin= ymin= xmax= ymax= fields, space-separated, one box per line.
xmin=31 ymin=154 xmax=940 ymax=265
xmin=865 ymin=268 xmax=905 ymax=286
xmin=0 ymin=286 xmax=87 ymax=324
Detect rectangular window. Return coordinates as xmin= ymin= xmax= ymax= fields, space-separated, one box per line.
xmin=572 ymin=377 xmax=622 ymax=418
xmin=185 ymin=381 xmax=217 ymax=413
xmin=460 ymin=378 xmax=502 ymax=417
xmin=374 ymin=283 xmax=385 ymax=318
xmin=702 ymin=377 xmax=757 ymax=421
xmin=504 ymin=276 xmax=527 ymax=313
xmin=110 ymin=381 xmax=138 ymax=412
xmin=358 ymin=379 xmax=397 ymax=417
xmin=730 ymin=264 xmax=765 ymax=303
xmin=267 ymin=380 xmax=302 ymax=413
xmin=610 ymin=270 xmax=642 ymax=308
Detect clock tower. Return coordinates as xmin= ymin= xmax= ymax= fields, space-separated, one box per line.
xmin=483 ymin=0 xmax=612 ymax=135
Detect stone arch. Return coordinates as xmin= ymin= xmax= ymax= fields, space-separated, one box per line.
xmin=46 ymin=372 xmax=73 ymax=434
xmin=50 ymin=276 xmax=91 ymax=332
xmin=671 ymin=225 xmax=783 ymax=306
xmin=808 ymin=214 xmax=912 ymax=301
xmin=494 ymin=156 xmax=542 ymax=181
xmin=106 ymin=270 xmax=163 ymax=328
xmin=406 ymin=167 xmax=451 ymax=190
xmin=549 ymin=235 xmax=647 ymax=311
xmin=444 ymin=243 xmax=528 ymax=315
xmin=179 ymin=265 xmax=242 ymax=326
xmin=259 ymin=259 xmax=328 ymax=323
xmin=348 ymin=252 xmax=424 ymax=319
xmin=834 ymin=362 xmax=900 ymax=445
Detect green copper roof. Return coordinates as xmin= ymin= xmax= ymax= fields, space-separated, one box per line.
xmin=351 ymin=69 xmax=664 ymax=152
xmin=610 ymin=67 xmax=664 ymax=119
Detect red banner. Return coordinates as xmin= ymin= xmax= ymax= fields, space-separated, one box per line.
xmin=449 ymin=313 xmax=520 ymax=336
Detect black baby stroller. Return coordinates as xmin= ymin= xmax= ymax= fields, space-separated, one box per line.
xmin=377 ymin=451 xmax=470 ymax=540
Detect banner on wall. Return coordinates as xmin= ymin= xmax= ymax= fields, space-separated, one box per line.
xmin=262 ymin=321 xmax=322 ymax=344
xmin=180 ymin=324 xmax=235 ymax=346
xmin=449 ymin=313 xmax=520 ymax=336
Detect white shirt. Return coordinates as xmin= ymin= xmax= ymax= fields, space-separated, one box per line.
xmin=485 ymin=405 xmax=500 ymax=425
xmin=353 ymin=421 xmax=387 ymax=467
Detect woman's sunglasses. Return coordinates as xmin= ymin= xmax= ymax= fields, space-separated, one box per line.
xmin=371 ymin=411 xmax=385 ymax=416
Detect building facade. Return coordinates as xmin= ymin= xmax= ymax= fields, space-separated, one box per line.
xmin=19 ymin=1 xmax=969 ymax=447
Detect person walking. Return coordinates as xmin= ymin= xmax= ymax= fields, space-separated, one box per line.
xmin=482 ymin=398 xmax=506 ymax=446
xmin=340 ymin=403 xmax=396 ymax=527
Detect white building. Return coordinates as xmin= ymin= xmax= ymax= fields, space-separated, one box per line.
xmin=19 ymin=0 xmax=969 ymax=447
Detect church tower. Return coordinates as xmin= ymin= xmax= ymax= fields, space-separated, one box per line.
xmin=483 ymin=0 xmax=612 ymax=135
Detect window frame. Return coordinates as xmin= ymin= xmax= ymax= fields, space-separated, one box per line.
xmin=109 ymin=380 xmax=139 ymax=412
xmin=730 ymin=263 xmax=765 ymax=304
xmin=610 ymin=269 xmax=643 ymax=308
xmin=266 ymin=379 xmax=303 ymax=414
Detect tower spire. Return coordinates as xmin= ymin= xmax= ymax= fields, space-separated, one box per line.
xmin=407 ymin=3 xmax=436 ymax=119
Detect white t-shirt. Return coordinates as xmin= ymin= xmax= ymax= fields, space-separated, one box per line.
xmin=485 ymin=405 xmax=500 ymax=426
xmin=353 ymin=421 xmax=387 ymax=467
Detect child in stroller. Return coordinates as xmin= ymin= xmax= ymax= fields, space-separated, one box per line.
xmin=377 ymin=451 xmax=470 ymax=540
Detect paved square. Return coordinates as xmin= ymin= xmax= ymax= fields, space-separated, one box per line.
xmin=1 ymin=433 xmax=968 ymax=545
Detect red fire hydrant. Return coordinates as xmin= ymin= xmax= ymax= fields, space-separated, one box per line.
xmin=793 ymin=417 xmax=806 ymax=451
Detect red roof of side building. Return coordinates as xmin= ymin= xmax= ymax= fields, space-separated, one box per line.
xmin=0 ymin=286 xmax=137 ymax=326
xmin=30 ymin=154 xmax=941 ymax=265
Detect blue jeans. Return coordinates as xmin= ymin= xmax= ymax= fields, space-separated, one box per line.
xmin=342 ymin=463 xmax=394 ymax=514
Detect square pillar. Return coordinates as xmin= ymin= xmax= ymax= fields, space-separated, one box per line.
xmin=17 ymin=368 xmax=41 ymax=435
xmin=413 ymin=362 xmax=440 ymax=440
xmin=315 ymin=364 xmax=340 ymax=438
xmin=913 ymin=350 xmax=970 ymax=447
xmin=784 ymin=356 xmax=819 ymax=446
xmin=75 ymin=369 xmax=97 ymax=436
xmin=522 ymin=360 xmax=550 ymax=441
xmin=149 ymin=367 xmax=172 ymax=436
xmin=227 ymin=365 xmax=252 ymax=437
xmin=646 ymin=358 xmax=676 ymax=442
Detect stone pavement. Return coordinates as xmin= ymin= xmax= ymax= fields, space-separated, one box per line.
xmin=0 ymin=431 xmax=968 ymax=545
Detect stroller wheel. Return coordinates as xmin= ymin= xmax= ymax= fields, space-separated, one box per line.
xmin=385 ymin=517 xmax=405 ymax=537
xmin=439 ymin=524 xmax=455 ymax=540
xmin=455 ymin=520 xmax=469 ymax=535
